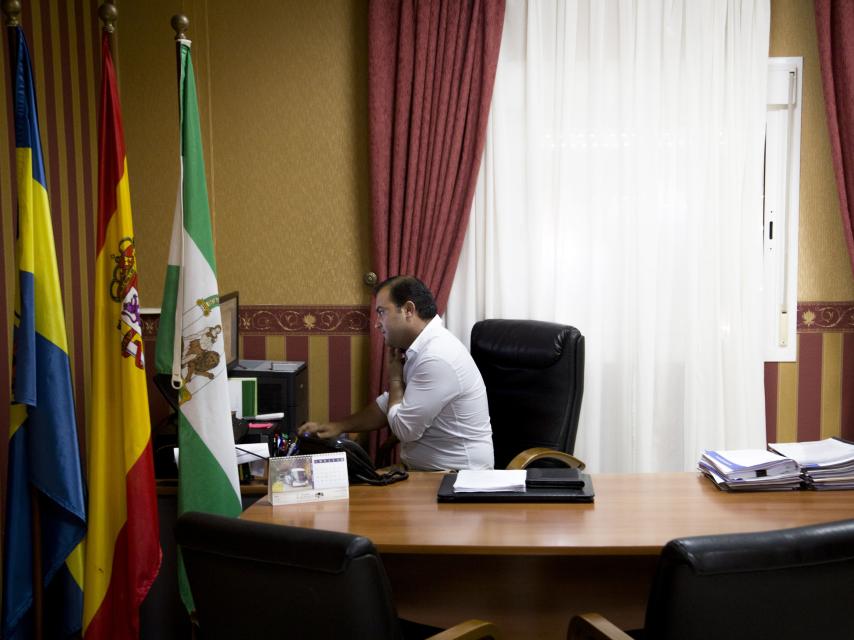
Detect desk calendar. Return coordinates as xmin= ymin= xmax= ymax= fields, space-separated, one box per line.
xmin=268 ymin=452 xmax=349 ymax=505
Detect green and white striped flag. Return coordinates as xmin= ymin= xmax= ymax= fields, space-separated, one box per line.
xmin=154 ymin=37 xmax=241 ymax=613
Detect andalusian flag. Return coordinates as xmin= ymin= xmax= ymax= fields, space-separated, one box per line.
xmin=2 ymin=25 xmax=87 ymax=640
xmin=82 ymin=33 xmax=162 ymax=639
xmin=154 ymin=37 xmax=241 ymax=612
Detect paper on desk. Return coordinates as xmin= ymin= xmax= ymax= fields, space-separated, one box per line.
xmin=173 ymin=442 xmax=269 ymax=466
xmin=769 ymin=438 xmax=854 ymax=468
xmin=701 ymin=448 xmax=798 ymax=480
xmin=453 ymin=469 xmax=527 ymax=492
xmin=235 ymin=442 xmax=270 ymax=464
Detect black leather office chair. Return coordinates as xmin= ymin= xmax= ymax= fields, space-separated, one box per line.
xmin=567 ymin=519 xmax=854 ymax=640
xmin=175 ymin=511 xmax=501 ymax=640
xmin=470 ymin=319 xmax=585 ymax=469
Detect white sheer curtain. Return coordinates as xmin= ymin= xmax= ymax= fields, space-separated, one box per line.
xmin=447 ymin=0 xmax=771 ymax=472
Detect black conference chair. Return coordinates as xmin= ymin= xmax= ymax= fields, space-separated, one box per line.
xmin=470 ymin=319 xmax=585 ymax=470
xmin=175 ymin=511 xmax=501 ymax=640
xmin=567 ymin=519 xmax=854 ymax=640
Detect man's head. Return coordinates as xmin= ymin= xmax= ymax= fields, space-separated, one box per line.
xmin=373 ymin=275 xmax=437 ymax=349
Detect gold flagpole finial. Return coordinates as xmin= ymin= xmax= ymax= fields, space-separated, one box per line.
xmin=2 ymin=0 xmax=21 ymax=27
xmin=98 ymin=1 xmax=118 ymax=34
xmin=171 ymin=14 xmax=189 ymax=40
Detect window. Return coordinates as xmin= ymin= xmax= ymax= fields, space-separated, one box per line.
xmin=763 ymin=57 xmax=803 ymax=362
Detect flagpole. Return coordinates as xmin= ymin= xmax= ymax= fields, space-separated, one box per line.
xmin=172 ymin=13 xmax=189 ymax=73
xmin=170 ymin=13 xmax=190 ymax=391
xmin=28 ymin=488 xmax=43 ymax=640
xmin=99 ymin=1 xmax=117 ymax=37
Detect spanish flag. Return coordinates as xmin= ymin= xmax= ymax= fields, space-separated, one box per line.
xmin=82 ymin=33 xmax=161 ymax=638
xmin=2 ymin=25 xmax=87 ymax=640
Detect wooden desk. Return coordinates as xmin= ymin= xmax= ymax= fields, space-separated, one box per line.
xmin=241 ymin=472 xmax=854 ymax=639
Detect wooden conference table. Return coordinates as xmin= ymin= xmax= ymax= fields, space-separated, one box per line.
xmin=241 ymin=472 xmax=854 ymax=639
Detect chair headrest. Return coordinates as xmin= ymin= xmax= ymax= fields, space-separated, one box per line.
xmin=664 ymin=518 xmax=854 ymax=575
xmin=175 ymin=511 xmax=377 ymax=574
xmin=471 ymin=319 xmax=582 ymax=369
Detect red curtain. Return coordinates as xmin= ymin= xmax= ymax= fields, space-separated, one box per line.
xmin=815 ymin=0 xmax=854 ymax=277
xmin=367 ymin=0 xmax=505 ymax=409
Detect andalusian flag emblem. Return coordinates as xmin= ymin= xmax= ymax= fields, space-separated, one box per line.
xmin=154 ymin=37 xmax=241 ymax=613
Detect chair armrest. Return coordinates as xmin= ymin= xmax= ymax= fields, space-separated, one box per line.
xmin=428 ymin=619 xmax=502 ymax=640
xmin=507 ymin=447 xmax=586 ymax=470
xmin=567 ymin=613 xmax=633 ymax=640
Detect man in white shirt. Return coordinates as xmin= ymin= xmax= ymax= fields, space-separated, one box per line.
xmin=298 ymin=275 xmax=494 ymax=470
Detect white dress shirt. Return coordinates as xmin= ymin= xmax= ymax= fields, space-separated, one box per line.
xmin=376 ymin=316 xmax=494 ymax=471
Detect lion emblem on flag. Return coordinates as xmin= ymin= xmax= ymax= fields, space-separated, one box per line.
xmin=181 ymin=324 xmax=222 ymax=384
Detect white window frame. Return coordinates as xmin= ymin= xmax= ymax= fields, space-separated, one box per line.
xmin=763 ymin=57 xmax=802 ymax=362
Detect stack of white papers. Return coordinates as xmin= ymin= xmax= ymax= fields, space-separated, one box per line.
xmin=453 ymin=470 xmax=527 ymax=493
xmin=174 ymin=442 xmax=269 ymax=465
xmin=769 ymin=438 xmax=854 ymax=490
xmin=698 ymin=449 xmax=801 ymax=491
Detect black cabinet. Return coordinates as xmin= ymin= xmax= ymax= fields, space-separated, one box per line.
xmin=228 ymin=360 xmax=308 ymax=435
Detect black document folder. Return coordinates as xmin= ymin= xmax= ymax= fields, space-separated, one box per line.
xmin=436 ymin=472 xmax=595 ymax=503
xmin=525 ymin=468 xmax=586 ymax=489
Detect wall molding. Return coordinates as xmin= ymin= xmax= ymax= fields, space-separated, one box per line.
xmin=141 ymin=305 xmax=371 ymax=338
xmin=797 ymin=301 xmax=854 ymax=332
xmin=144 ymin=301 xmax=854 ymax=337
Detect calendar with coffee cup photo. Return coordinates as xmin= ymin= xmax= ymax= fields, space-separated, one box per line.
xmin=268 ymin=453 xmax=349 ymax=505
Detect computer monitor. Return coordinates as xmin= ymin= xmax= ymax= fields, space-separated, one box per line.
xmin=219 ymin=291 xmax=239 ymax=371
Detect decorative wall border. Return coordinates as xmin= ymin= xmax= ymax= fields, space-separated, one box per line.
xmin=145 ymin=301 xmax=854 ymax=336
xmin=141 ymin=305 xmax=371 ymax=338
xmin=798 ymin=302 xmax=854 ymax=332
xmin=141 ymin=314 xmax=160 ymax=339
xmin=240 ymin=305 xmax=370 ymax=335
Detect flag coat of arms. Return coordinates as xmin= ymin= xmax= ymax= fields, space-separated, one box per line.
xmin=2 ymin=25 xmax=87 ymax=640
xmin=83 ymin=33 xmax=161 ymax=639
xmin=154 ymin=37 xmax=241 ymax=613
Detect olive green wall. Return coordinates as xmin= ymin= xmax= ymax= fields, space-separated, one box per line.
xmin=118 ymin=0 xmax=373 ymax=307
xmin=117 ymin=0 xmax=854 ymax=308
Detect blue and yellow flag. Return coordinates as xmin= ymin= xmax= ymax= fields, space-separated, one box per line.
xmin=1 ymin=25 xmax=87 ymax=640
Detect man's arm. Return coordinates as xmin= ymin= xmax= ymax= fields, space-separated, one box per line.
xmin=299 ymin=346 xmax=405 ymax=440
xmin=298 ymin=402 xmax=387 ymax=439
xmin=386 ymin=346 xmax=405 ymax=410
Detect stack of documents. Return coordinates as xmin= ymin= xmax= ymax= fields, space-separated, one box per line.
xmin=698 ymin=449 xmax=801 ymax=491
xmin=453 ymin=470 xmax=527 ymax=493
xmin=769 ymin=438 xmax=854 ymax=490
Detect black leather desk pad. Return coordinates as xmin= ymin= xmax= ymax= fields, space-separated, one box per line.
xmin=436 ymin=472 xmax=595 ymax=503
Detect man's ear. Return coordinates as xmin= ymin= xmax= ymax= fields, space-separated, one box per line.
xmin=403 ymin=300 xmax=417 ymax=317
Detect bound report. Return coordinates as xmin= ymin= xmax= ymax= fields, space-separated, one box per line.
xmin=700 ymin=438 xmax=854 ymax=491
xmin=768 ymin=438 xmax=854 ymax=490
xmin=699 ymin=449 xmax=801 ymax=491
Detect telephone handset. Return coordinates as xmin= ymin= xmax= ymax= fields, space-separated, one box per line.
xmin=296 ymin=435 xmax=408 ymax=486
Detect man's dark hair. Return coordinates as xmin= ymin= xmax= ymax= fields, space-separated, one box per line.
xmin=374 ymin=275 xmax=437 ymax=320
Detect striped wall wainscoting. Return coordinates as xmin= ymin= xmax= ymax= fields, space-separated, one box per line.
xmin=141 ymin=301 xmax=854 ymax=443
xmin=240 ymin=305 xmax=371 ymax=422
xmin=141 ymin=305 xmax=371 ymax=428
xmin=0 ymin=1 xmax=101 ymax=441
xmin=765 ymin=302 xmax=854 ymax=444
